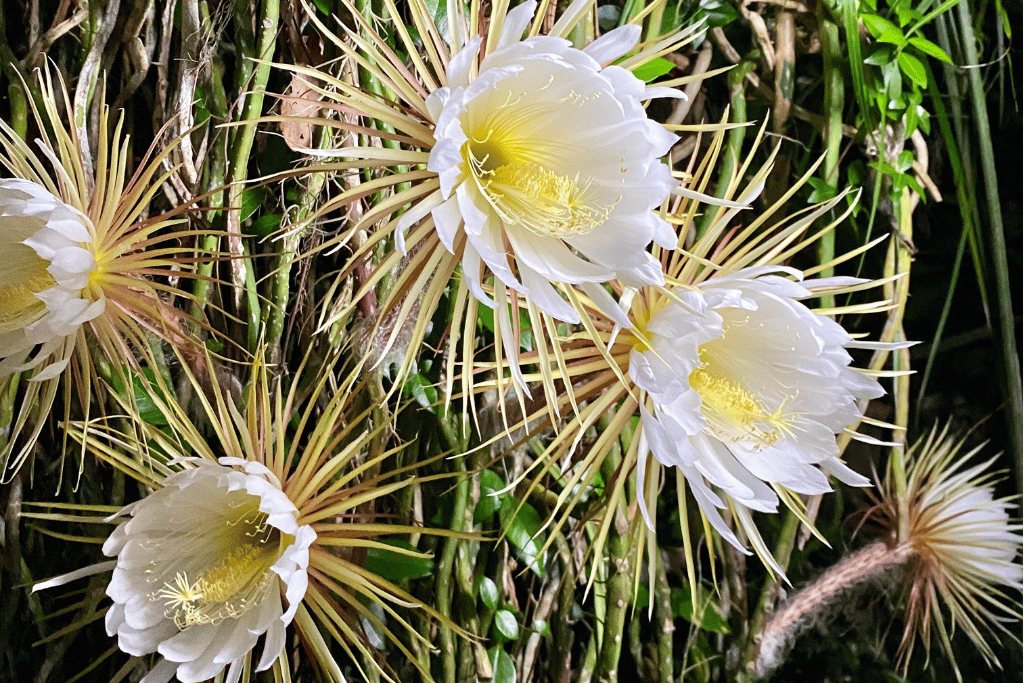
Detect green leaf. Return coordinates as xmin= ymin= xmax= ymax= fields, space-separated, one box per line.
xmin=881 ymin=61 xmax=902 ymax=100
xmin=493 ymin=609 xmax=520 ymax=642
xmin=362 ymin=540 xmax=435 ymax=581
xmin=247 ymin=213 xmax=281 ymax=239
xmin=807 ymin=177 xmax=839 ymax=203
xmin=477 ymin=305 xmax=533 ymax=351
xmin=894 ymin=3 xmax=919 ymax=27
xmin=109 ymin=368 xmax=168 ymax=426
xmin=239 ymin=188 xmax=264 ymax=223
xmin=671 ymin=587 xmax=730 ymax=634
xmin=897 ymin=51 xmax=928 ymax=88
xmin=630 ymin=583 xmax=651 ymax=609
xmin=896 ymin=150 xmax=915 ymax=173
xmin=487 ymin=646 xmax=517 ymax=683
xmin=908 ymin=35 xmax=952 ymax=64
xmin=864 ymin=45 xmax=895 ymax=65
xmin=847 ymin=160 xmax=866 ymax=188
xmin=402 ymin=373 xmax=438 ymax=409
xmin=868 ymin=160 xmax=900 ymax=178
xmin=630 ymin=57 xmax=675 ymax=83
xmin=499 ymin=498 xmax=547 ymax=575
xmin=359 ymin=602 xmax=387 ymax=651
xmin=597 ymin=4 xmax=621 ymax=31
xmin=479 ymin=577 xmax=500 ymax=610
xmin=422 ymin=0 xmax=451 ymax=43
xmin=531 ymin=619 xmax=551 ymax=636
xmin=474 ymin=469 xmax=506 ymax=523
xmin=697 ymin=0 xmax=741 ymax=27
xmin=861 ymin=15 xmax=905 ymax=46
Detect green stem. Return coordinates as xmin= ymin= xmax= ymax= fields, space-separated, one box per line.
xmin=436 ymin=455 xmax=469 ymax=683
xmin=265 ymin=131 xmax=331 ymax=365
xmin=748 ymin=509 xmax=801 ymax=644
xmin=954 ymin=0 xmax=1023 ymax=482
xmin=227 ymin=0 xmax=279 ymax=351
xmin=595 ymin=444 xmax=631 ymax=683
xmin=654 ymin=550 xmax=674 ymax=683
xmin=818 ymin=10 xmax=844 ymax=308
xmin=190 ymin=2 xmax=228 ymax=320
xmin=579 ymin=629 xmax=599 ymax=683
xmin=914 ymin=59 xmax=973 ymax=429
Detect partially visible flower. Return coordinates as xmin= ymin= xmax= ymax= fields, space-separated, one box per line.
xmin=103 ymin=458 xmax=315 ymax=683
xmin=0 ymin=68 xmax=212 ymax=476
xmin=754 ymin=424 xmax=1022 ymax=679
xmin=425 ymin=0 xmax=679 ymax=323
xmin=631 ymin=267 xmax=882 ymax=556
xmin=0 ymin=178 xmax=102 ymax=380
xmin=868 ymin=423 xmax=1022 ymax=675
xmin=277 ymin=0 xmax=701 ymax=393
xmin=33 ymin=353 xmax=463 ymax=681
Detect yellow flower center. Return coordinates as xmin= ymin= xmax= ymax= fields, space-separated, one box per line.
xmin=465 ymin=111 xmax=614 ymax=239
xmin=689 ymin=349 xmax=791 ymax=449
xmin=152 ymin=508 xmax=289 ymax=629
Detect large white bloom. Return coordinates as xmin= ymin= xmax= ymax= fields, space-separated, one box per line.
xmin=103 ymin=458 xmax=315 ymax=683
xmin=423 ymin=0 xmax=680 ymax=323
xmin=0 ymin=178 xmax=103 ymax=380
xmin=630 ymin=266 xmax=883 ymax=549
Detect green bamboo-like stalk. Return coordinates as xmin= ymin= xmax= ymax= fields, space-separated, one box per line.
xmin=595 ymin=444 xmax=632 ymax=682
xmin=226 ymin=0 xmax=280 ymax=352
xmin=191 ymin=0 xmax=230 ymax=320
xmin=887 ymin=187 xmax=915 ymax=533
xmin=265 ymin=147 xmax=331 ymax=365
xmin=654 ymin=549 xmax=674 ymax=683
xmin=954 ymin=0 xmax=1023 ymax=482
xmin=741 ymin=508 xmax=801 ymax=679
xmin=436 ymin=453 xmax=469 ymax=683
xmin=818 ymin=10 xmax=844 ymax=308
xmin=552 ymin=529 xmax=578 ymax=681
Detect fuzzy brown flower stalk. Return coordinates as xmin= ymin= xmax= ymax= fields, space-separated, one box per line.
xmin=753 ymin=540 xmax=915 ymax=678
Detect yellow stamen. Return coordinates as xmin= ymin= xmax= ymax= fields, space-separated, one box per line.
xmin=150 ymin=510 xmax=289 ymax=629
xmin=0 ymin=273 xmax=54 ymax=333
xmin=690 ymin=350 xmax=792 ymax=448
xmin=465 ymin=123 xmax=614 ymax=239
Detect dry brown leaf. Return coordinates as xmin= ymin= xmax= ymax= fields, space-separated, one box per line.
xmin=280 ymin=73 xmax=324 ymax=152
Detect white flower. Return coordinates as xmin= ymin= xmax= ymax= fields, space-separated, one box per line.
xmin=0 ymin=178 xmax=103 ymax=380
xmin=423 ymin=0 xmax=680 ymax=323
xmin=630 ymin=266 xmax=883 ymax=550
xmin=868 ymin=424 xmax=1022 ymax=672
xmin=103 ymin=458 xmax=315 ymax=683
xmin=922 ymin=484 xmax=1021 ymax=588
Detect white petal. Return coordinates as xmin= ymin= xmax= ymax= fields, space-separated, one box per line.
xmin=518 ymin=263 xmax=580 ymax=324
xmin=494 ymin=1 xmax=537 ymax=51
xmin=583 ymin=25 xmax=641 ymax=64
xmin=139 ymin=659 xmax=178 ymax=683
xmin=431 ymin=195 xmax=463 ymax=253
xmin=446 ymin=36 xmax=482 ymax=89
xmin=579 ymin=282 xmax=630 ymax=328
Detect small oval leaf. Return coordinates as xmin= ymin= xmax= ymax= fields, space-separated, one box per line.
xmin=493 ymin=609 xmax=520 ymax=642
xmin=487 ymin=646 xmax=517 ymax=683
xmin=479 ymin=577 xmax=500 ymax=611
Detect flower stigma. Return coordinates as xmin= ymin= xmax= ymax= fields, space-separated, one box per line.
xmin=149 ymin=506 xmax=290 ymax=629
xmin=463 ymin=92 xmax=616 ymax=239
xmin=689 ymin=348 xmax=793 ymax=449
